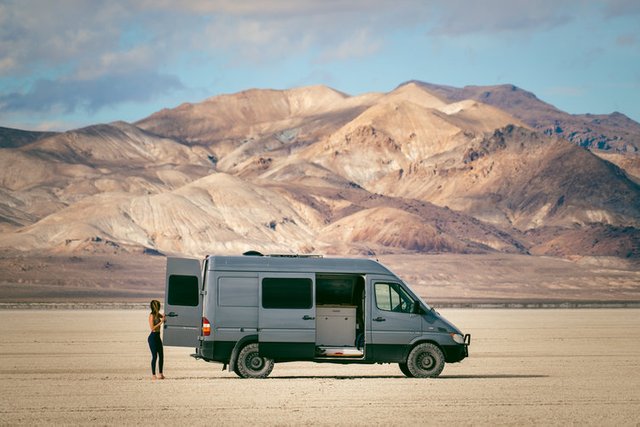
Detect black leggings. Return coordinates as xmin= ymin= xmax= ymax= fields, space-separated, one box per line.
xmin=148 ymin=331 xmax=164 ymax=375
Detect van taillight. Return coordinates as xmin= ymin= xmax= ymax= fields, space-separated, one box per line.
xmin=202 ymin=317 xmax=211 ymax=336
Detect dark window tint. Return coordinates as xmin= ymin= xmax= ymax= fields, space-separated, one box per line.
xmin=168 ymin=275 xmax=199 ymax=306
xmin=316 ymin=276 xmax=355 ymax=305
xmin=262 ymin=278 xmax=312 ymax=309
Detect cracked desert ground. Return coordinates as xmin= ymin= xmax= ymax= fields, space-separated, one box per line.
xmin=1 ymin=309 xmax=639 ymax=425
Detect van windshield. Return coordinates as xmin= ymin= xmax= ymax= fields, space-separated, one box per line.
xmin=400 ymin=280 xmax=432 ymax=311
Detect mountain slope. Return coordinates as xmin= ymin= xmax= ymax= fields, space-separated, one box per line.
xmin=1 ymin=82 xmax=639 ymax=258
xmin=410 ymin=81 xmax=640 ymax=154
xmin=0 ymin=170 xmax=529 ymax=256
xmin=369 ymin=125 xmax=640 ymax=229
xmin=0 ymin=122 xmax=212 ymax=228
xmin=0 ymin=126 xmax=57 ymax=149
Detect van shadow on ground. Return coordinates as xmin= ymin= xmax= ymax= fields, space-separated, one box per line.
xmin=187 ymin=374 xmax=549 ymax=380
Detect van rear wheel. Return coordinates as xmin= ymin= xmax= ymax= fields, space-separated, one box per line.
xmin=399 ymin=362 xmax=414 ymax=378
xmin=406 ymin=343 xmax=445 ymax=378
xmin=236 ymin=343 xmax=274 ymax=379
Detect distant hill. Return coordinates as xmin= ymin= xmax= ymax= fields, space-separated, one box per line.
xmin=1 ymin=82 xmax=639 ymax=258
xmin=0 ymin=126 xmax=57 ymax=149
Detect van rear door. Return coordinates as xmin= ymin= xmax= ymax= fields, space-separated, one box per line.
xmin=163 ymin=257 xmax=202 ymax=347
xmin=258 ymin=273 xmax=316 ymax=360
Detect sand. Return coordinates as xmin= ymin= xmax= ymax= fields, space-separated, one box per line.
xmin=1 ymin=309 xmax=639 ymax=425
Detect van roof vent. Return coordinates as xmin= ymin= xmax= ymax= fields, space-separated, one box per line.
xmin=242 ymin=250 xmax=264 ymax=256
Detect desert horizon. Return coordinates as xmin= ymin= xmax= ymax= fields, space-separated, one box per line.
xmin=0 ymin=251 xmax=638 ymax=306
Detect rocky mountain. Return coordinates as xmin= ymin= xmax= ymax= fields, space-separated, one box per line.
xmin=412 ymin=81 xmax=640 ymax=154
xmin=0 ymin=126 xmax=57 ymax=149
xmin=0 ymin=82 xmax=639 ymax=259
xmin=0 ymin=121 xmax=212 ymax=232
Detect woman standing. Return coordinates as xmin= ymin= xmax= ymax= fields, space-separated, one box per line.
xmin=148 ymin=300 xmax=165 ymax=380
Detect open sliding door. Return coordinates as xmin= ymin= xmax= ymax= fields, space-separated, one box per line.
xmin=258 ymin=273 xmax=316 ymax=360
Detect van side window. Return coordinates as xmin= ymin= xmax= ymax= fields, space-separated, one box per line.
xmin=374 ymin=282 xmax=414 ymax=313
xmin=262 ymin=278 xmax=312 ymax=309
xmin=168 ymin=275 xmax=199 ymax=306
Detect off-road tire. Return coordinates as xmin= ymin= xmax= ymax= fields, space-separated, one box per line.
xmin=236 ymin=343 xmax=274 ymax=379
xmin=406 ymin=343 xmax=445 ymax=378
xmin=399 ymin=362 xmax=414 ymax=378
xmin=233 ymin=364 xmax=241 ymax=377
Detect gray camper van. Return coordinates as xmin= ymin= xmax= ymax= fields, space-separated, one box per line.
xmin=164 ymin=254 xmax=470 ymax=378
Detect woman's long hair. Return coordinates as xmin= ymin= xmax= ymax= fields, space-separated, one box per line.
xmin=150 ymin=300 xmax=161 ymax=318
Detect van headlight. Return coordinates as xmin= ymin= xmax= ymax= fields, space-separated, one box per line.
xmin=451 ymin=333 xmax=465 ymax=344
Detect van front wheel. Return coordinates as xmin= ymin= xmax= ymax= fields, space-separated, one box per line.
xmin=236 ymin=343 xmax=274 ymax=379
xmin=406 ymin=343 xmax=445 ymax=378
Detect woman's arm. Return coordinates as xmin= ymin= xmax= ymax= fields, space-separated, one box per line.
xmin=149 ymin=314 xmax=164 ymax=331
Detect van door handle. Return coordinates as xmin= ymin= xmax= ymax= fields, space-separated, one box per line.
xmin=166 ymin=312 xmax=178 ymax=317
xmin=302 ymin=315 xmax=315 ymax=320
xmin=373 ymin=317 xmax=386 ymax=322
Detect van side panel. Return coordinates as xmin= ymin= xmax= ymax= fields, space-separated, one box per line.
xmin=199 ymin=272 xmax=258 ymax=362
xmin=215 ymin=273 xmax=259 ymax=341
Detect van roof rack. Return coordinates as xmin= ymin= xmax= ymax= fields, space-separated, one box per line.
xmin=267 ymin=254 xmax=323 ymax=258
xmin=241 ymin=251 xmax=323 ymax=258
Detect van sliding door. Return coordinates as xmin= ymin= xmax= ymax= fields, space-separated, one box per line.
xmin=258 ymin=273 xmax=316 ymax=360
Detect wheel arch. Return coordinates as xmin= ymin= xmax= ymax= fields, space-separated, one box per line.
xmin=404 ymin=338 xmax=445 ymax=361
xmin=228 ymin=334 xmax=258 ymax=373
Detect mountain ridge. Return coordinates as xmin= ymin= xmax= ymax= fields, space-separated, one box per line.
xmin=1 ymin=81 xmax=639 ymax=259
xmin=405 ymin=80 xmax=640 ymax=154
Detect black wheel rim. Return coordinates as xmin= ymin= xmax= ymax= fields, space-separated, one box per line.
xmin=247 ymin=352 xmax=264 ymax=371
xmin=417 ymin=352 xmax=435 ymax=371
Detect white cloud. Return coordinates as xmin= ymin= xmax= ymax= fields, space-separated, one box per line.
xmin=318 ymin=28 xmax=383 ymax=63
xmin=544 ymin=85 xmax=586 ymax=97
xmin=0 ymin=56 xmax=16 ymax=73
xmin=616 ymin=34 xmax=637 ymax=47
xmin=604 ymin=0 xmax=640 ymax=17
xmin=0 ymin=0 xmax=635 ymax=119
xmin=426 ymin=0 xmax=577 ymax=36
xmin=73 ymin=46 xmax=158 ymax=80
xmin=0 ymin=71 xmax=183 ymax=114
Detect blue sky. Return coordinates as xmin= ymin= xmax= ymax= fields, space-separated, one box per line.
xmin=1 ymin=0 xmax=639 ymax=131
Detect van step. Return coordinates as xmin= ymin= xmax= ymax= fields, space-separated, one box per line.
xmin=316 ymin=346 xmax=363 ymax=358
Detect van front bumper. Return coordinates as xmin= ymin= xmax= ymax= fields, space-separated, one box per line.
xmin=443 ymin=334 xmax=470 ymax=363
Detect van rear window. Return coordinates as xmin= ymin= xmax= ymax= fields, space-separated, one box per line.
xmin=262 ymin=278 xmax=312 ymax=309
xmin=168 ymin=275 xmax=199 ymax=307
